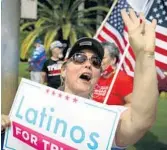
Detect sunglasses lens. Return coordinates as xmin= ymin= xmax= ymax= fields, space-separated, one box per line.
xmin=91 ymin=57 xmax=101 ymax=68
xmin=73 ymin=53 xmax=87 ymax=64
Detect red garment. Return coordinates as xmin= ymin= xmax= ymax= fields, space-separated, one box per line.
xmin=158 ymin=75 xmax=167 ymax=92
xmin=93 ymin=69 xmax=133 ymax=105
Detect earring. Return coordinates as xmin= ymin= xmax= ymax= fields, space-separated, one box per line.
xmin=60 ymin=75 xmax=65 ymax=86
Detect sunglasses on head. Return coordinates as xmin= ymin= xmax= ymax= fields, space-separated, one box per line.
xmin=70 ymin=53 xmax=102 ymax=69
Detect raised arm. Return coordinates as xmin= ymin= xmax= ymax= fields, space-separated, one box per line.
xmin=115 ymin=9 xmax=159 ymax=146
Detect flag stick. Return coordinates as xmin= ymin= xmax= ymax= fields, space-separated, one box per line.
xmin=94 ymin=0 xmax=118 ymax=39
xmin=103 ymin=42 xmax=130 ymax=104
xmin=156 ymin=67 xmax=165 ymax=79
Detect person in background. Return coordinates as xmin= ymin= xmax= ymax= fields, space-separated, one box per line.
xmin=92 ymin=42 xmax=133 ymax=106
xmin=41 ymin=41 xmax=64 ymax=89
xmin=28 ymin=39 xmax=47 ymax=83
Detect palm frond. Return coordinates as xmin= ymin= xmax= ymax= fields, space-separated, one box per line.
xmin=62 ymin=0 xmax=71 ymax=13
xmin=80 ymin=6 xmax=109 ymax=13
xmin=20 ymin=22 xmax=36 ymax=31
xmin=69 ymin=0 xmax=85 ymax=16
xmin=62 ymin=23 xmax=71 ymax=40
xmin=47 ymin=0 xmax=61 ymax=6
xmin=78 ymin=18 xmax=98 ymax=24
xmin=44 ymin=29 xmax=54 ymax=50
xmin=20 ymin=25 xmax=50 ymax=59
xmin=38 ymin=9 xmax=53 ymax=19
xmin=83 ymin=30 xmax=93 ymax=38
xmin=45 ymin=0 xmax=56 ymax=7
xmin=38 ymin=2 xmax=53 ymax=18
xmin=35 ymin=18 xmax=48 ymax=28
xmin=53 ymin=9 xmax=62 ymax=21
xmin=75 ymin=25 xmax=95 ymax=37
xmin=69 ymin=28 xmax=77 ymax=46
xmin=20 ymin=29 xmax=41 ymax=59
xmin=45 ymin=29 xmax=59 ymax=51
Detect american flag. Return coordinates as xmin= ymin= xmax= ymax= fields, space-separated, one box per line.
xmin=146 ymin=0 xmax=167 ymax=70
xmin=95 ymin=0 xmax=167 ymax=77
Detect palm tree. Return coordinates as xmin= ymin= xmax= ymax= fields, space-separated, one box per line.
xmin=20 ymin=0 xmax=109 ymax=59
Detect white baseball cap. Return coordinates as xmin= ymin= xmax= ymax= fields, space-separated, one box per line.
xmin=50 ymin=41 xmax=63 ymax=50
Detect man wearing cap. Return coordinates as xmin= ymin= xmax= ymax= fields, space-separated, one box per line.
xmin=41 ymin=40 xmax=64 ymax=89
xmin=92 ymin=42 xmax=133 ymax=106
xmin=28 ymin=39 xmax=47 ymax=83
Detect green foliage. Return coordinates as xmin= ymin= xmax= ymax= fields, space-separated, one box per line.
xmin=127 ymin=99 xmax=167 ymax=150
xmin=18 ymin=62 xmax=30 ymax=83
xmin=20 ymin=0 xmax=109 ymax=59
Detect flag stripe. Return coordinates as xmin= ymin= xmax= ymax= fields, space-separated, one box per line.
xmin=155 ymin=52 xmax=167 ymax=64
xmin=97 ymin=34 xmax=106 ymax=42
xmin=104 ymin=23 xmax=125 ymax=48
xmin=156 ymin=38 xmax=167 ymax=49
xmin=123 ymin=31 xmax=136 ymax=59
xmin=102 ymin=25 xmax=135 ymax=72
xmin=156 ymin=25 xmax=167 ymax=36
xmin=156 ymin=61 xmax=167 ymax=70
xmin=156 ymin=32 xmax=167 ymax=42
xmin=155 ymin=46 xmax=167 ymax=56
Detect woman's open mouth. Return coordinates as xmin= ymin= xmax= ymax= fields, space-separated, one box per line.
xmin=79 ymin=73 xmax=92 ymax=82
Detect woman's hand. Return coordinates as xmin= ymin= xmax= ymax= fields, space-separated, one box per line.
xmin=1 ymin=114 xmax=11 ymax=131
xmin=121 ymin=9 xmax=157 ymax=55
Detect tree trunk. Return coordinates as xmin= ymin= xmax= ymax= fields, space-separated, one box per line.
xmin=1 ymin=0 xmax=20 ymax=114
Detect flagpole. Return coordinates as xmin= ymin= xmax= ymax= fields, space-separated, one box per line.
xmin=94 ymin=0 xmax=118 ymax=39
xmin=156 ymin=67 xmax=165 ymax=79
xmin=103 ymin=42 xmax=130 ymax=104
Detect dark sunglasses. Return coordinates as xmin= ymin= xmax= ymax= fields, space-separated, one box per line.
xmin=70 ymin=53 xmax=102 ymax=69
